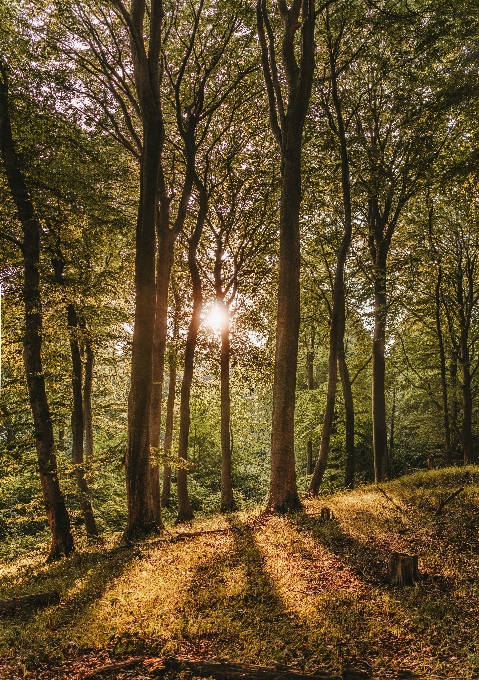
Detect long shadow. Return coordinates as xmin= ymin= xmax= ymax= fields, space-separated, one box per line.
xmin=0 ymin=538 xmax=140 ymax=655
xmin=171 ymin=515 xmax=371 ymax=678
xmin=289 ymin=509 xmax=479 ymax=677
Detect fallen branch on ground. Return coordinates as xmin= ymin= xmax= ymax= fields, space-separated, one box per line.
xmin=149 ymin=656 xmax=371 ymax=679
xmin=435 ymin=487 xmax=464 ymax=516
xmin=376 ymin=486 xmax=404 ymax=513
xmin=0 ymin=591 xmax=59 ymax=615
xmin=82 ymin=657 xmax=144 ymax=678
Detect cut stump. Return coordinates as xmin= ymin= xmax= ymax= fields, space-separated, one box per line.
xmin=388 ymin=552 xmax=419 ymax=586
xmin=320 ymin=507 xmax=334 ymax=521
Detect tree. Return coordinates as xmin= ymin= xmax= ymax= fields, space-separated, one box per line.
xmin=0 ymin=63 xmax=74 ymax=559
xmin=257 ymin=0 xmax=317 ymax=513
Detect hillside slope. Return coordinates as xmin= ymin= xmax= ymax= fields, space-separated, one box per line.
xmin=1 ymin=468 xmax=479 ymax=679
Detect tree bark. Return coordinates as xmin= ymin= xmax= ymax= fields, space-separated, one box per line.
xmin=339 ymin=338 xmax=355 ymax=490
xmin=176 ymin=195 xmax=207 ymax=523
xmin=122 ymin=0 xmax=165 ymax=538
xmin=83 ymin=333 xmax=94 ymax=463
xmin=460 ymin=326 xmax=474 ymax=464
xmin=0 ymin=65 xmax=74 ymax=559
xmin=149 ymin=230 xmax=175 ymax=525
xmin=220 ymin=302 xmax=235 ymax=511
xmin=257 ymin=0 xmax=316 ymax=513
xmin=51 ymin=258 xmax=98 ymax=538
xmin=308 ymin=31 xmax=353 ymax=496
xmin=434 ymin=267 xmax=452 ymax=463
xmin=161 ymin=290 xmax=180 ymax=509
xmin=306 ymin=346 xmax=314 ymax=475
xmin=372 ymin=253 xmax=389 ymax=482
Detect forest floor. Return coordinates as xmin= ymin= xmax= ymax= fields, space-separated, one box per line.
xmin=1 ymin=467 xmax=479 ymax=679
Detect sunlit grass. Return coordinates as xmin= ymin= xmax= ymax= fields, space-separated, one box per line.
xmin=2 ymin=468 xmax=479 ymax=677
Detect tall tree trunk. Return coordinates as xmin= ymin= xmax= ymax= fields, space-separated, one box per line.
xmin=306 ymin=345 xmax=314 ymax=475
xmin=176 ymin=199 xmax=207 ymax=523
xmin=372 ymin=254 xmax=389 ymax=482
xmin=339 ymin=338 xmax=355 ymax=490
xmin=51 ymin=259 xmax=98 ymax=538
xmin=149 ymin=230 xmax=175 ymax=526
xmin=257 ymin=0 xmax=316 ymax=513
xmin=220 ymin=302 xmax=235 ymax=512
xmin=434 ymin=267 xmax=452 ymax=463
xmin=161 ymin=289 xmax=180 ymax=509
xmin=67 ymin=305 xmax=98 ymax=537
xmin=450 ymin=350 xmax=460 ymax=459
xmin=122 ymin=0 xmax=164 ymax=539
xmin=308 ymin=34 xmax=353 ymax=496
xmin=460 ymin=328 xmax=474 ymax=464
xmin=269 ymin=143 xmax=303 ymax=512
xmin=389 ymin=386 xmax=395 ymax=466
xmin=0 ymin=67 xmax=74 ymax=559
xmin=83 ymin=334 xmax=94 ymax=463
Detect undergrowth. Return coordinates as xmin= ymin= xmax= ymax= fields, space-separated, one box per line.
xmin=1 ymin=467 xmax=479 ymax=678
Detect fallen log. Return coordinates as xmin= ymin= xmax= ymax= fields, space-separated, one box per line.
xmin=150 ymin=656 xmax=371 ymax=679
xmin=0 ymin=590 xmax=59 ymax=614
xmin=82 ymin=657 xmax=144 ymax=678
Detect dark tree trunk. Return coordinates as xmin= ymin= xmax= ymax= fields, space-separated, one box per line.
xmin=257 ymin=0 xmax=316 ymax=513
xmin=306 ymin=347 xmax=314 ymax=475
xmin=339 ymin=339 xmax=355 ymax=490
xmin=83 ymin=334 xmax=94 ymax=463
xmin=450 ymin=351 xmax=460 ymax=458
xmin=220 ymin=303 xmax=235 ymax=512
xmin=389 ymin=386 xmax=395 ymax=465
xmin=269 ymin=143 xmax=303 ymax=512
xmin=372 ymin=254 xmax=389 ymax=482
xmin=460 ymin=328 xmax=474 ymax=464
xmin=122 ymin=0 xmax=165 ymax=539
xmin=149 ymin=230 xmax=175 ymax=526
xmin=0 ymin=67 xmax=74 ymax=559
xmin=161 ymin=290 xmax=180 ymax=509
xmin=68 ymin=305 xmax=98 ymax=537
xmin=308 ymin=35 xmax=353 ymax=496
xmin=176 ymin=198 xmax=207 ymax=523
xmin=435 ymin=267 xmax=452 ymax=463
xmin=51 ymin=258 xmax=98 ymax=538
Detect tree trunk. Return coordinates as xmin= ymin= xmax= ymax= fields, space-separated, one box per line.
xmin=268 ymin=142 xmax=303 ymax=512
xmin=435 ymin=267 xmax=452 ymax=463
xmin=306 ymin=347 xmax=314 ymax=475
xmin=372 ymin=253 xmax=389 ymax=482
xmin=460 ymin=328 xmax=474 ymax=464
xmin=308 ymin=40 xmax=353 ymax=497
xmin=257 ymin=0 xmax=316 ymax=513
xmin=125 ymin=118 xmax=163 ymax=539
xmin=220 ymin=303 xmax=235 ymax=512
xmin=67 ymin=304 xmax=98 ymax=537
xmin=339 ymin=339 xmax=355 ymax=490
xmin=389 ymin=386 xmax=395 ymax=466
xmin=450 ymin=350 xmax=460 ymax=458
xmin=149 ymin=231 xmax=175 ymax=526
xmin=83 ymin=335 xmax=94 ymax=463
xmin=161 ymin=290 xmax=180 ymax=509
xmin=0 ymin=69 xmax=74 ymax=560
xmin=51 ymin=259 xmax=97 ymax=538
xmin=176 ymin=200 xmax=207 ymax=523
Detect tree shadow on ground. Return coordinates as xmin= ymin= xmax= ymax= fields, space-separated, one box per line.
xmin=171 ymin=515 xmax=371 ymax=678
xmin=0 ymin=539 xmax=140 ymax=654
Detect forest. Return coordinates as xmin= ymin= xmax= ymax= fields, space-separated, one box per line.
xmin=1 ymin=0 xmax=479 ymax=678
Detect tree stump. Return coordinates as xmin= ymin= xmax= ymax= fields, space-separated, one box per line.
xmin=388 ymin=552 xmax=419 ymax=586
xmin=320 ymin=507 xmax=333 ymax=521
xmin=427 ymin=457 xmax=435 ymax=470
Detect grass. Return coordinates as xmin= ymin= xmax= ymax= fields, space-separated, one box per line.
xmin=1 ymin=467 xmax=479 ymax=678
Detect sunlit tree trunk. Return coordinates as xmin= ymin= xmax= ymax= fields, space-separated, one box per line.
xmin=161 ymin=289 xmax=180 ymax=509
